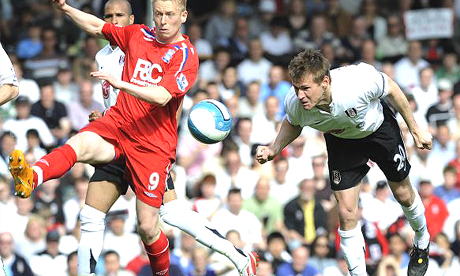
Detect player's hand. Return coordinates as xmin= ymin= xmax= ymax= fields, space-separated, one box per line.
xmin=90 ymin=71 xmax=122 ymax=90
xmin=411 ymin=129 xmax=433 ymax=150
xmin=51 ymin=0 xmax=66 ymax=9
xmin=255 ymin=145 xmax=276 ymax=164
xmin=88 ymin=110 xmax=102 ymax=122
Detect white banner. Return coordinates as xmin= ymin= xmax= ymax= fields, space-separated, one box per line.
xmin=404 ymin=8 xmax=454 ymax=40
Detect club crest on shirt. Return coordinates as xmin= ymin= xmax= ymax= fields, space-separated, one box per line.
xmin=345 ymin=107 xmax=357 ymax=118
xmin=119 ymin=54 xmax=125 ymax=66
xmin=162 ymin=49 xmax=176 ymax=63
xmin=332 ymin=170 xmax=341 ymax=184
xmin=102 ymin=80 xmax=110 ymax=99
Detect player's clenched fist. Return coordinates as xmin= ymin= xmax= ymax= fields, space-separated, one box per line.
xmin=256 ymin=146 xmax=276 ymax=164
xmin=51 ymin=0 xmax=66 ymax=9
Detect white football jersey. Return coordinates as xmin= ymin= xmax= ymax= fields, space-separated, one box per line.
xmin=285 ymin=63 xmax=390 ymax=139
xmin=95 ymin=44 xmax=125 ymax=110
xmin=0 ymin=42 xmax=18 ymax=87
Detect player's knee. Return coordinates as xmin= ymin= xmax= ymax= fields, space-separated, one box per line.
xmin=337 ymin=204 xmax=358 ymax=226
xmin=137 ymin=213 xmax=160 ymax=240
xmin=80 ymin=204 xmax=106 ymax=232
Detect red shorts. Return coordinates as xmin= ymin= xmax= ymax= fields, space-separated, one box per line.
xmin=79 ymin=115 xmax=172 ymax=208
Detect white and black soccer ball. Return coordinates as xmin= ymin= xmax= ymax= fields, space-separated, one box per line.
xmin=187 ymin=99 xmax=233 ymax=144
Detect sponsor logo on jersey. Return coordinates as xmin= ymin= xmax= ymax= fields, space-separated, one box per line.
xmin=345 ymin=108 xmax=357 ymax=118
xmin=131 ymin=58 xmax=163 ymax=86
xmin=162 ymin=49 xmax=176 ymax=63
xmin=332 ymin=170 xmax=341 ymax=184
xmin=102 ymin=80 xmax=110 ymax=99
xmin=143 ymin=191 xmax=157 ymax=198
xmin=176 ymin=72 xmax=188 ymax=92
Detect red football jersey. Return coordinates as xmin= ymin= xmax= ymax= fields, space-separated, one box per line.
xmin=101 ymin=23 xmax=199 ymax=160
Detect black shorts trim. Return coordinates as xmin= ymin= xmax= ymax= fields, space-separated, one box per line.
xmin=325 ymin=101 xmax=411 ymax=191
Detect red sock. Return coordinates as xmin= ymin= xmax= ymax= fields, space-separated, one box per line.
xmin=33 ymin=144 xmax=77 ymax=187
xmin=143 ymin=231 xmax=170 ymax=276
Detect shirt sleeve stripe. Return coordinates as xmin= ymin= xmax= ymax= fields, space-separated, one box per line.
xmin=175 ymin=46 xmax=189 ymax=77
xmin=379 ymin=72 xmax=386 ymax=98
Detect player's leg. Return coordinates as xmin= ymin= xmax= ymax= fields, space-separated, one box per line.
xmin=136 ymin=199 xmax=170 ymax=275
xmin=10 ymin=130 xmax=116 ymax=198
xmin=78 ymin=179 xmax=122 ymax=275
xmin=160 ymin=179 xmax=258 ymax=276
xmin=333 ymin=184 xmax=367 ymax=276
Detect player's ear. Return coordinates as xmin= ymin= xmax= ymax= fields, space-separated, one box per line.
xmin=129 ymin=14 xmax=135 ymax=25
xmin=181 ymin=10 xmax=188 ymax=24
xmin=322 ymin=75 xmax=330 ymax=89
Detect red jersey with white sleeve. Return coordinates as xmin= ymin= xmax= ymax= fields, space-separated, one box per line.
xmin=101 ymin=23 xmax=198 ymax=160
xmin=80 ymin=23 xmax=198 ymax=207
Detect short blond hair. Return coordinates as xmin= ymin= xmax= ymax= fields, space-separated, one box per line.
xmin=152 ymin=0 xmax=187 ymax=11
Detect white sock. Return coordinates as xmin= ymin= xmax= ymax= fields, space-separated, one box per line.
xmin=338 ymin=222 xmax=367 ymax=276
xmin=401 ymin=192 xmax=430 ymax=249
xmin=78 ymin=204 xmax=106 ymax=274
xmin=32 ymin=166 xmax=43 ymax=186
xmin=160 ymin=200 xmax=248 ymax=270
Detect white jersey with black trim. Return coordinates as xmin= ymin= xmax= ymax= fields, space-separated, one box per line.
xmin=0 ymin=42 xmax=18 ymax=87
xmin=285 ymin=63 xmax=390 ymax=139
xmin=95 ymin=44 xmax=125 ymax=110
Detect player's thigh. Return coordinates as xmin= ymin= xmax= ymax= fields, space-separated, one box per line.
xmin=66 ymin=131 xmax=116 ymax=163
xmin=85 ymin=180 xmax=121 ymax=213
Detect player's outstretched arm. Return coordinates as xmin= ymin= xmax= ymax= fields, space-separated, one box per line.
xmin=386 ymin=77 xmax=433 ymax=150
xmin=90 ymin=71 xmax=172 ymax=106
xmin=51 ymin=0 xmax=105 ymax=38
xmin=256 ymin=117 xmax=302 ymax=164
xmin=0 ymin=84 xmax=19 ymax=106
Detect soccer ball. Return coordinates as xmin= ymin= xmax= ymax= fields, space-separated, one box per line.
xmin=187 ymin=99 xmax=233 ymax=144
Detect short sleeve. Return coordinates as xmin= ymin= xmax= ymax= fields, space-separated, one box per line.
xmin=101 ymin=23 xmax=141 ymax=53
xmin=284 ymin=88 xmax=301 ymax=126
xmin=159 ymin=45 xmax=198 ymax=98
xmin=360 ymin=63 xmax=389 ymax=99
xmin=0 ymin=43 xmax=18 ymax=87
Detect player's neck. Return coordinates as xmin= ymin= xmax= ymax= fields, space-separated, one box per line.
xmin=156 ymin=33 xmax=185 ymax=44
xmin=316 ymin=86 xmax=332 ymax=112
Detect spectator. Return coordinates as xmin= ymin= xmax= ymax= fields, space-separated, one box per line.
xmin=237 ymin=81 xmax=265 ymax=119
xmin=276 ymin=245 xmax=320 ymax=276
xmin=31 ymin=83 xmax=71 ymax=142
xmin=23 ymin=28 xmax=70 ymax=83
xmin=434 ymin=165 xmax=460 ymax=204
xmin=171 ymin=232 xmax=196 ymax=275
xmin=67 ymin=79 xmax=103 ymax=131
xmin=262 ymin=232 xmax=292 ymax=273
xmin=208 ymin=230 xmax=241 ymax=275
xmin=427 ymin=124 xmax=456 ymax=186
xmin=409 ymin=67 xmax=438 ymax=121
xmin=341 ymin=16 xmax=368 ymax=63
xmin=447 ymin=94 xmax=460 ymax=141
xmin=231 ymin=118 xmax=253 ymax=167
xmin=125 ymin=243 xmax=149 ymax=275
xmin=260 ymin=15 xmax=293 ymax=59
xmin=270 ymin=157 xmax=298 ymax=205
xmin=52 ymin=67 xmax=79 ymax=105
xmin=215 ymin=149 xmax=260 ymax=200
xmin=12 ymin=62 xmax=40 ymax=104
xmin=376 ymin=233 xmax=408 ymax=275
xmin=360 ymin=39 xmax=382 ymax=71
xmin=211 ymin=188 xmax=263 ymax=251
xmin=426 ymin=79 xmax=454 ymax=128
xmin=192 ymin=173 xmax=222 ymax=221
xmin=33 ymin=179 xmax=65 ymax=227
xmin=435 ymin=50 xmax=460 ymax=85
xmin=3 ymin=95 xmax=55 ymax=151
xmin=394 ymin=40 xmax=429 ymax=91
xmin=419 ymin=179 xmax=449 ymax=239
xmin=218 ymin=17 xmax=250 ymax=64
xmin=322 ymin=252 xmax=350 ymax=276
xmin=360 ymin=0 xmax=387 ymax=42
xmin=0 ymin=231 xmax=33 ymax=276
xmin=218 ymin=66 xmax=245 ymax=101
xmin=284 ymin=179 xmax=328 ymax=246
xmin=0 ymin=131 xmax=17 ymax=177
xmin=29 ymin=231 xmax=67 ymax=276
xmin=311 ymin=155 xmax=335 ymax=213
xmin=286 ymin=137 xmax=314 ymax=185
xmin=14 ymin=215 xmax=46 ymax=264
xmin=199 ymin=47 xmax=231 ymax=83
xmin=433 ymin=232 xmax=460 ymax=275
xmin=376 ymin=14 xmax=407 ymax=61
xmin=103 ymin=210 xmax=141 ymax=268
xmin=188 ymin=247 xmax=216 ymax=276
xmin=448 ymin=138 xmax=460 ymax=190
xmin=66 ymin=251 xmax=78 ymax=276
xmin=103 ymin=250 xmax=135 ymax=276
xmin=72 ymin=36 xmax=101 ymax=83
xmin=25 ymin=129 xmax=47 ymax=162
xmin=15 ymin=24 xmax=42 ymax=59
xmin=248 ymin=0 xmax=277 ymax=38
xmin=308 ymin=234 xmax=338 ymax=273
xmin=323 ymin=0 xmax=352 ymax=39
xmin=63 ymin=176 xmax=88 ymax=232
xmin=250 ymin=96 xmax=279 ymax=145
xmin=7 ymin=197 xmax=34 ymax=244
xmin=257 ymin=258 xmax=274 ymax=276
xmin=187 ymin=22 xmax=212 ymax=61
xmin=243 ymin=177 xmax=284 ymax=236
xmin=259 ymin=65 xmax=291 ymax=118
xmin=204 ymin=0 xmax=237 ymax=47
xmin=286 ymin=0 xmax=309 ymax=38
xmin=237 ymin=38 xmax=272 ymax=86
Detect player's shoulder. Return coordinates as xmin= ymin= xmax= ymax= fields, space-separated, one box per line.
xmin=285 ymin=87 xmax=299 ymax=108
xmin=168 ymin=37 xmax=199 ymax=68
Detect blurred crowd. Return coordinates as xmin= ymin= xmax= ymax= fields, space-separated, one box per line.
xmin=1 ymin=0 xmax=460 ymax=275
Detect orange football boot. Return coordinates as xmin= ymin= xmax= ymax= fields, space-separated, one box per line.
xmin=9 ymin=150 xmax=35 ymax=198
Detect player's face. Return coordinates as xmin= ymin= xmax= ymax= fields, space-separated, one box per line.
xmin=153 ymin=0 xmax=187 ymax=43
xmin=292 ymin=74 xmax=330 ymax=110
xmin=104 ymin=2 xmax=134 ymax=26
